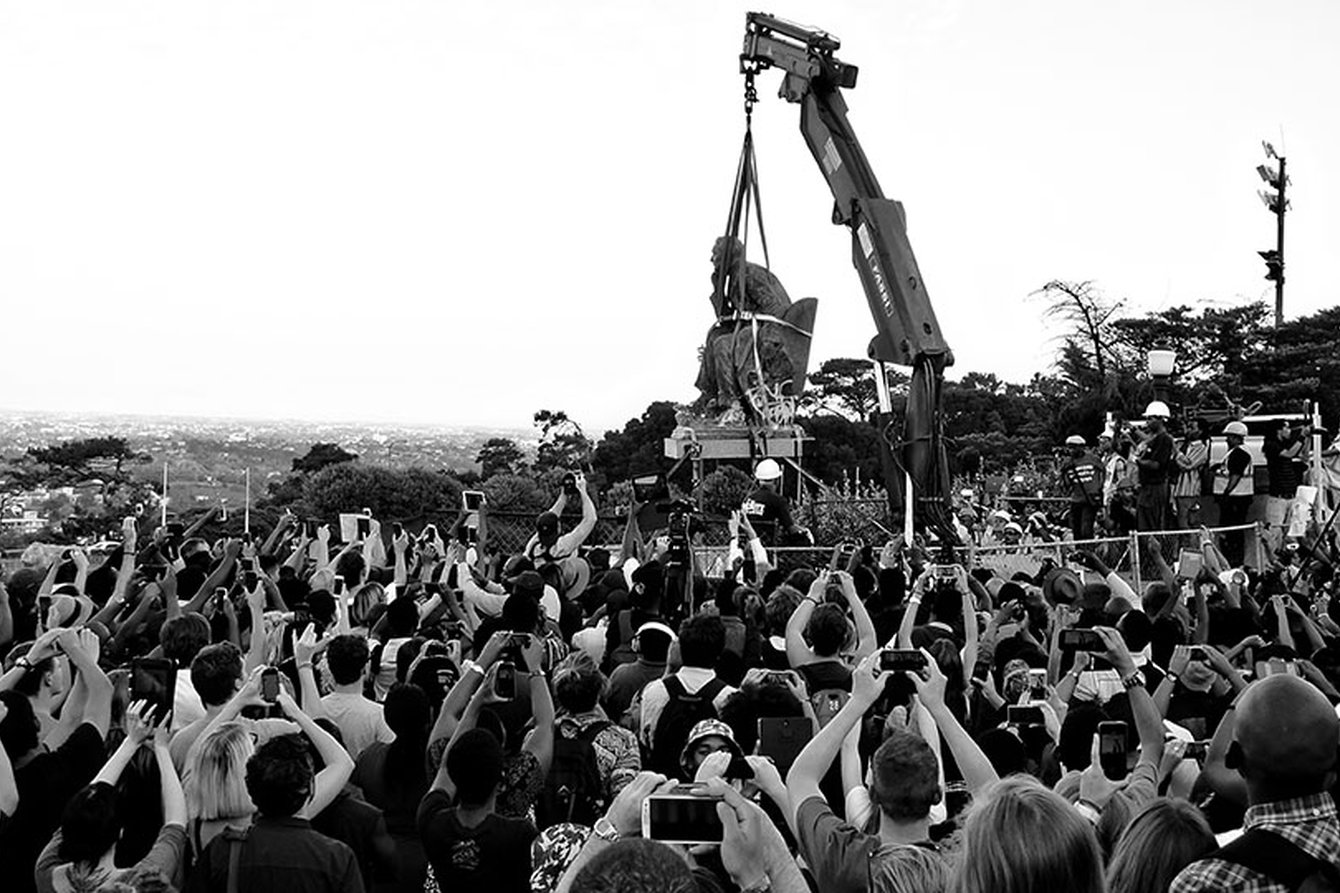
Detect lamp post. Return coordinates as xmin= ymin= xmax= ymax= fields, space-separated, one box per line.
xmin=1147 ymin=348 xmax=1177 ymax=406
xmin=1257 ymin=142 xmax=1289 ymax=328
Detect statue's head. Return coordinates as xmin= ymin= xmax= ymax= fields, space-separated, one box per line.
xmin=712 ymin=236 xmax=745 ymax=270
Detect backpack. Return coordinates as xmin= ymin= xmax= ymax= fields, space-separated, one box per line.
xmin=536 ymin=720 xmax=612 ymax=829
xmin=810 ymin=688 xmax=851 ymax=728
xmin=1214 ymin=828 xmax=1340 ymax=892
xmin=648 ymin=675 xmax=727 ymax=777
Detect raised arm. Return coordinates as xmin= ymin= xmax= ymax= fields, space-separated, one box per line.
xmin=557 ymin=474 xmax=598 ymax=554
xmin=519 ymin=636 xmax=555 ymax=775
xmin=275 ymin=689 xmax=355 ymax=818
xmin=151 ymin=720 xmax=187 ymax=828
xmin=836 ymin=571 xmax=877 ymax=659
xmin=0 ymin=702 xmax=15 ymax=815
xmin=243 ymin=583 xmax=268 ymax=675
xmin=785 ymin=577 xmax=824 ymax=667
xmin=787 ymin=652 xmax=887 ymax=815
xmin=909 ymin=649 xmax=999 ymax=795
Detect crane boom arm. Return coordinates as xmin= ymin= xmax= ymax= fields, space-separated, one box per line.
xmin=741 ymin=12 xmax=955 ymax=537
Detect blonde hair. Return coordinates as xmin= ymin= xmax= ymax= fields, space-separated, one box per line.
xmin=1105 ymin=798 xmax=1215 ymax=893
xmin=870 ymin=842 xmax=950 ymax=893
xmin=185 ymin=721 xmax=257 ymax=822
xmin=949 ymin=775 xmax=1105 ymax=893
xmin=351 ymin=582 xmax=386 ymax=628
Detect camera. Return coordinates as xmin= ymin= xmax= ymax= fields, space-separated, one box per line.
xmin=659 ymin=498 xmax=697 ymax=567
xmin=562 ymin=472 xmax=580 ymax=497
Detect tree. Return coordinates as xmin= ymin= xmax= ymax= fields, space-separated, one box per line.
xmin=292 ymin=443 xmax=357 ymax=474
xmin=590 ymin=401 xmax=679 ymax=486
xmin=476 ymin=438 xmax=527 ymax=480
xmin=532 ymin=409 xmax=593 ymax=477
xmin=800 ymin=358 xmax=909 ymax=421
xmin=26 ymin=436 xmax=146 ymax=483
xmin=699 ymin=466 xmax=755 ymax=517
xmin=302 ymin=463 xmax=462 ymax=523
xmin=1033 ymin=280 xmax=1124 ymax=393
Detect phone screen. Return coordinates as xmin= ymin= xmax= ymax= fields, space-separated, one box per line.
xmin=462 ymin=491 xmax=485 ymax=511
xmin=261 ymin=668 xmax=280 ymax=703
xmin=643 ymin=795 xmax=725 ymax=845
xmin=1007 ymin=705 xmax=1044 ymax=726
xmin=1059 ymin=629 xmax=1104 ymax=652
xmin=356 ymin=517 xmax=371 ymax=538
xmin=879 ymin=649 xmax=927 ymax=672
xmin=131 ymin=658 xmax=177 ymax=724
xmin=494 ymin=663 xmax=516 ymax=700
xmin=1098 ymin=721 xmax=1129 ymax=780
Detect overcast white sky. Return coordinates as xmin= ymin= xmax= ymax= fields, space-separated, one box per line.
xmin=2 ymin=1 xmax=1336 ymax=436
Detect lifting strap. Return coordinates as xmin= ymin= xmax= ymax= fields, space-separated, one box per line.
xmin=713 ymin=72 xmax=772 ymax=319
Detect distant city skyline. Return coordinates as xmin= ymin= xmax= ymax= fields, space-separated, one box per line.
xmin=2 ymin=2 xmax=1336 ymax=434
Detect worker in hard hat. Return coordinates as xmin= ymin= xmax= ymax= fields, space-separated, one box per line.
xmin=1134 ymin=401 xmax=1177 ymax=532
xmin=740 ymin=458 xmax=808 ymax=547
xmin=1214 ymin=420 xmax=1254 ymax=565
xmin=1058 ymin=434 xmax=1104 ymax=541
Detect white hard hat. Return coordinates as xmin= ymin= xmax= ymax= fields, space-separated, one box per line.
xmin=1143 ymin=401 xmax=1171 ymax=419
xmin=754 ymin=458 xmax=782 ymax=481
xmin=1224 ymin=421 xmax=1249 ymax=437
xmin=1065 ymin=435 xmax=1086 ymax=446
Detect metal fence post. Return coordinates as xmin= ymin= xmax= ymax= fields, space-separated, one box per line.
xmin=1129 ymin=532 xmax=1143 ymax=596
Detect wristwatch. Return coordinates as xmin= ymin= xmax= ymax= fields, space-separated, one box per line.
xmin=592 ymin=817 xmax=621 ymax=843
xmin=15 ymin=656 xmax=34 ymax=672
xmin=1073 ymin=800 xmax=1101 ymax=825
xmin=1120 ymin=668 xmax=1146 ymax=690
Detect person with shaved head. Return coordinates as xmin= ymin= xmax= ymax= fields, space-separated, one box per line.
xmin=1172 ymin=675 xmax=1340 ymax=891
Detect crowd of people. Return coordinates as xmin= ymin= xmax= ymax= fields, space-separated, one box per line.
xmin=962 ymin=407 xmax=1318 ymax=568
xmin=2 ymin=463 xmax=1340 ymax=892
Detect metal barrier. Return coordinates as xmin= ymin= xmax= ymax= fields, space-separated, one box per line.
xmin=677 ymin=522 xmax=1263 ymax=590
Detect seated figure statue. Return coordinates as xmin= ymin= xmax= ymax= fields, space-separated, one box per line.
xmin=694 ymin=236 xmax=817 ymax=426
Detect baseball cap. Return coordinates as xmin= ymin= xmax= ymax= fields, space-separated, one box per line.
xmin=536 ymin=512 xmax=559 ymax=535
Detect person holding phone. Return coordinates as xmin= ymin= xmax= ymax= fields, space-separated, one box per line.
xmin=34 ymin=702 xmax=186 ymax=893
xmin=524 ymin=472 xmax=598 ymax=589
xmin=428 ymin=633 xmax=555 ymax=820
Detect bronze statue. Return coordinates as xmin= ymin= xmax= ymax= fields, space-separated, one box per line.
xmin=694 ymin=237 xmax=817 ymax=426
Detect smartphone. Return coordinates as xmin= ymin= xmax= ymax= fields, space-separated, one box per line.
xmin=1007 ymin=705 xmax=1044 ymax=727
xmin=1177 ymin=549 xmax=1204 ymax=579
xmin=494 ymin=662 xmax=517 ymax=700
xmin=1183 ymin=740 xmax=1210 ymax=762
xmin=130 ymin=658 xmax=177 ymax=724
xmin=260 ymin=667 xmax=280 ymax=703
xmin=213 ymin=587 xmax=229 ymax=612
xmin=562 ymin=472 xmax=579 ymax=496
xmin=140 ymin=564 xmax=168 ymax=582
xmin=1059 ymin=629 xmax=1104 ymax=653
xmin=642 ymin=792 xmax=725 ymax=845
xmin=509 ymin=633 xmax=532 ymax=651
xmin=240 ymin=557 xmax=258 ymax=590
xmin=1028 ymin=668 xmax=1049 ymax=698
xmin=879 ymin=649 xmax=928 ymax=672
xmin=1098 ymin=721 xmax=1130 ymax=780
xmin=422 ymin=524 xmax=438 ymax=542
xmin=971 ymin=660 xmax=990 ymax=682
xmin=391 ymin=522 xmax=404 ymax=539
xmin=462 ymin=490 xmax=486 ymax=512
xmin=165 ymin=521 xmax=186 ymax=539
xmin=1189 ymin=647 xmax=1207 ymax=663
xmin=932 ymin=563 xmax=959 ymax=580
xmin=356 ymin=516 xmax=371 ymax=539
xmin=332 ymin=577 xmax=346 ymax=598
xmin=304 ymin=519 xmax=319 ymax=539
xmin=944 ymin=780 xmax=971 ymax=819
xmin=756 ymin=717 xmax=813 ymax=775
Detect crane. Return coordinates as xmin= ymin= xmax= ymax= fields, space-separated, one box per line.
xmin=739 ymin=11 xmax=956 ymax=539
